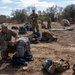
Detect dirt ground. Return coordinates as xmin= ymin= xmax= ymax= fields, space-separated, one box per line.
xmin=0 ymin=22 xmax=75 ymax=75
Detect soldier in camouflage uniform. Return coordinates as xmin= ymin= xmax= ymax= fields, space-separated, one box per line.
xmin=30 ymin=9 xmax=39 ymax=33
xmin=47 ymin=18 xmax=51 ymax=29
xmin=0 ymin=24 xmax=17 ymax=60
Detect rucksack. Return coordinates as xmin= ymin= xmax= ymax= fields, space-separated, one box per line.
xmin=28 ymin=33 xmax=40 ymax=44
xmin=18 ymin=26 xmax=26 ymax=34
xmin=15 ymin=37 xmax=34 ymax=60
xmin=16 ymin=37 xmax=30 ymax=57
xmin=72 ymin=64 xmax=75 ymax=73
xmin=40 ymin=37 xmax=49 ymax=42
xmin=42 ymin=59 xmax=70 ymax=74
xmin=25 ymin=25 xmax=32 ymax=31
xmin=42 ymin=60 xmax=55 ymax=74
xmin=54 ymin=59 xmax=70 ymax=72
xmin=41 ymin=32 xmax=57 ymax=42
xmin=42 ymin=32 xmax=53 ymax=39
xmin=33 ymin=32 xmax=40 ymax=38
xmin=11 ymin=26 xmax=18 ymax=30
xmin=42 ymin=60 xmax=53 ymax=70
xmin=30 ymin=38 xmax=39 ymax=44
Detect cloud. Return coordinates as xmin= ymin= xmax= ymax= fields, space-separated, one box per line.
xmin=0 ymin=0 xmax=74 ymax=16
xmin=1 ymin=0 xmax=12 ymax=3
xmin=15 ymin=0 xmax=55 ymax=10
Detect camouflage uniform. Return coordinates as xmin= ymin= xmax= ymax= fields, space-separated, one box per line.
xmin=0 ymin=29 xmax=17 ymax=59
xmin=16 ymin=37 xmax=31 ymax=57
xmin=30 ymin=13 xmax=39 ymax=33
xmin=47 ymin=18 xmax=51 ymax=29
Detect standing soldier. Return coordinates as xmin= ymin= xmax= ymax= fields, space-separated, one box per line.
xmin=30 ymin=9 xmax=39 ymax=33
xmin=47 ymin=18 xmax=51 ymax=29
xmin=0 ymin=23 xmax=17 ymax=61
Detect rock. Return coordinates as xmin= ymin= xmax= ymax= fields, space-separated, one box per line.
xmin=22 ymin=66 xmax=28 ymax=71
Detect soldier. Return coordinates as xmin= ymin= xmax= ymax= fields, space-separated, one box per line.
xmin=0 ymin=23 xmax=17 ymax=61
xmin=30 ymin=9 xmax=39 ymax=33
xmin=47 ymin=18 xmax=51 ymax=29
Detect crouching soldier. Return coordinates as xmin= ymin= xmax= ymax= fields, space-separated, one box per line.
xmin=16 ymin=37 xmax=33 ymax=59
xmin=0 ymin=23 xmax=17 ymax=61
xmin=11 ymin=37 xmax=34 ymax=68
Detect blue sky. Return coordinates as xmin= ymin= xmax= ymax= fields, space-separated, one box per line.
xmin=0 ymin=0 xmax=75 ymax=16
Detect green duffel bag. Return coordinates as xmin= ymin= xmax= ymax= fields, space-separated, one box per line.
xmin=47 ymin=64 xmax=56 ymax=74
xmin=53 ymin=61 xmax=63 ymax=72
xmin=54 ymin=59 xmax=70 ymax=72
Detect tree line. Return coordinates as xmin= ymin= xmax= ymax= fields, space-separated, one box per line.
xmin=0 ymin=4 xmax=75 ymax=24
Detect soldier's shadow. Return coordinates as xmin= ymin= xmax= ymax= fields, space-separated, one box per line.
xmin=0 ymin=62 xmax=17 ymax=75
